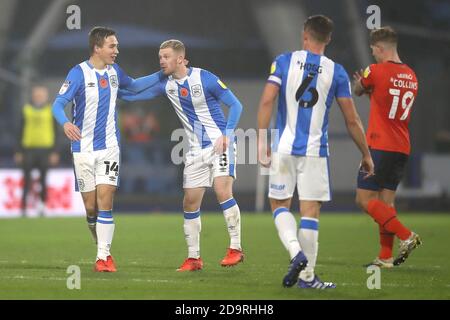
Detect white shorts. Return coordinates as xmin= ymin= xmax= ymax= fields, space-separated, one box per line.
xmin=72 ymin=146 xmax=120 ymax=192
xmin=183 ymin=143 xmax=237 ymax=188
xmin=268 ymin=153 xmax=331 ymax=201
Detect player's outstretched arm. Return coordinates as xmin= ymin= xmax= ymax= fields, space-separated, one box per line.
xmin=257 ymin=83 xmax=279 ymax=168
xmin=118 ymin=85 xmax=162 ymax=102
xmin=124 ymin=71 xmax=163 ymax=93
xmin=337 ymin=97 xmax=374 ymax=177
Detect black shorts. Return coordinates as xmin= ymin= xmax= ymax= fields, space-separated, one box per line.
xmin=357 ymin=148 xmax=409 ymax=191
xmin=23 ymin=148 xmax=50 ymax=170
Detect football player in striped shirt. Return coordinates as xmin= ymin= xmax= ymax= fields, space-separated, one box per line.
xmin=257 ymin=15 xmax=374 ymax=289
xmin=52 ymin=27 xmax=160 ymax=272
xmin=119 ymin=39 xmax=244 ymax=272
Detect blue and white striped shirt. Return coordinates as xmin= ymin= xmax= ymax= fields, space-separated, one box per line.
xmin=268 ymin=50 xmax=351 ymax=157
xmin=56 ymin=61 xmax=132 ymax=152
xmin=119 ymin=67 xmax=242 ymax=150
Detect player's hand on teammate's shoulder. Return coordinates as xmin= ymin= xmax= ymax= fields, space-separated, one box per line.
xmin=360 ymin=155 xmax=375 ymax=179
xmin=214 ymin=135 xmax=229 ymax=155
xmin=63 ymin=122 xmax=82 ymax=141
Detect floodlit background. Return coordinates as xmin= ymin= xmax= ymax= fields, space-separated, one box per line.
xmin=0 ymin=0 xmax=449 ymax=302
xmin=0 ymin=0 xmax=449 ymax=215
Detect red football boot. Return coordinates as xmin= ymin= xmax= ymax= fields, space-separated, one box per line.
xmin=105 ymin=255 xmax=117 ymax=272
xmin=176 ymin=257 xmax=203 ymax=272
xmin=94 ymin=255 xmax=117 ymax=272
xmin=220 ymin=248 xmax=244 ymax=267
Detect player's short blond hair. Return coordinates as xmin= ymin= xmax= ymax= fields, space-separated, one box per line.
xmin=160 ymin=39 xmax=185 ymax=54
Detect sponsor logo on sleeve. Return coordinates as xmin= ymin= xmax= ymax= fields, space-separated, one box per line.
xmin=270 ymin=62 xmax=276 ymax=74
xmin=217 ymin=79 xmax=227 ymax=89
xmin=59 ymin=80 xmax=71 ymax=95
xmin=363 ymin=66 xmax=371 ymax=78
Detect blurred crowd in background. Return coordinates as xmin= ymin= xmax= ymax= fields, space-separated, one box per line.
xmin=0 ymin=0 xmax=449 ymax=211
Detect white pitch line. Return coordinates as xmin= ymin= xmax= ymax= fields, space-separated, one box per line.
xmin=131 ymin=279 xmax=171 ymax=283
xmin=1 ymin=276 xmax=449 ymax=289
xmin=339 ymin=282 xmax=450 ymax=288
xmin=0 ymin=275 xmax=175 ymax=283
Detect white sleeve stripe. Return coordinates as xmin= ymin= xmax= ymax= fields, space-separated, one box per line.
xmin=267 ymin=75 xmax=282 ymax=85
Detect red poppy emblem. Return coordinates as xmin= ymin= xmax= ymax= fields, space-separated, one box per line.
xmin=180 ymin=88 xmax=189 ymax=97
xmin=99 ymin=78 xmax=108 ymax=88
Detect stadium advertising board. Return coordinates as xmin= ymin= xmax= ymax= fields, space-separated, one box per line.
xmin=0 ymin=169 xmax=85 ymax=218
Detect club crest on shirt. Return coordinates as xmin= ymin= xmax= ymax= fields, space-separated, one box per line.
xmin=109 ymin=75 xmax=118 ymax=88
xmin=59 ymin=80 xmax=71 ymax=95
xmin=191 ymin=84 xmax=202 ymax=98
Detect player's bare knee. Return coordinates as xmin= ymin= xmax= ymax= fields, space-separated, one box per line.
xmin=96 ymin=190 xmax=115 ymax=210
xmin=96 ymin=200 xmax=113 ymax=211
xmin=82 ymin=198 xmax=97 ymax=217
xmin=355 ymin=194 xmax=369 ymax=211
xmin=85 ymin=205 xmax=96 ymax=217
xmin=213 ymin=179 xmax=232 ymax=200
xmin=299 ymin=201 xmax=321 ymax=218
xmin=183 ymin=197 xmax=200 ymax=212
xmin=183 ymin=204 xmax=199 ymax=212
xmin=215 ymin=189 xmax=233 ymax=203
xmin=269 ymin=198 xmax=291 ymax=212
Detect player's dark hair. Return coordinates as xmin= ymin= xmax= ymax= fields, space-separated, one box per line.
xmin=89 ymin=27 xmax=116 ymax=55
xmin=304 ymin=15 xmax=334 ymax=43
xmin=370 ymin=26 xmax=398 ymax=46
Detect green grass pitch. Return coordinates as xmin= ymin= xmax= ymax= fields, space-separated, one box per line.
xmin=0 ymin=213 xmax=449 ymax=299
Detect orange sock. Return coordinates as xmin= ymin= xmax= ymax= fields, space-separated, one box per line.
xmin=367 ymin=199 xmax=411 ymax=241
xmin=378 ymin=225 xmax=394 ymax=259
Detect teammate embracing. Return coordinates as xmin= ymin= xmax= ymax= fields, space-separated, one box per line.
xmin=119 ymin=39 xmax=244 ymax=271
